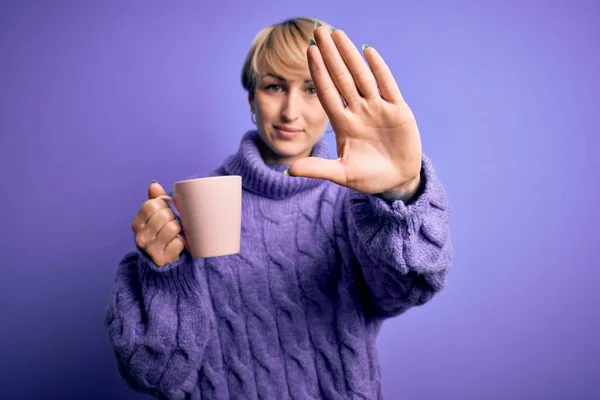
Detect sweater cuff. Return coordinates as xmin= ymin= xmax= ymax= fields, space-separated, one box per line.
xmin=136 ymin=248 xmax=199 ymax=296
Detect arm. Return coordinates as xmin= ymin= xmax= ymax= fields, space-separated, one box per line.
xmin=104 ymin=249 xmax=213 ymax=398
xmin=339 ymin=154 xmax=453 ymax=319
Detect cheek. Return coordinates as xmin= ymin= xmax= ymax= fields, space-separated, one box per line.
xmin=307 ymin=107 xmax=329 ymax=127
xmin=256 ymin=99 xmax=277 ymax=123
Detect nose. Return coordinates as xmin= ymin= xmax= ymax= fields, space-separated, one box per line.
xmin=281 ymin=91 xmax=300 ymax=122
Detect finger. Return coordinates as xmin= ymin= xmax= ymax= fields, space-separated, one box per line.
xmin=363 ymin=46 xmax=404 ymax=104
xmin=141 ymin=197 xmax=170 ymax=221
xmin=288 ymin=156 xmax=347 ymax=187
xmin=147 ymin=219 xmax=182 ymax=255
xmin=131 ymin=214 xmax=144 ymax=234
xmin=148 ymin=181 xmax=167 ymax=199
xmin=135 ymin=207 xmax=175 ymax=247
xmin=307 ymin=41 xmax=345 ymax=117
xmin=151 ymin=235 xmax=185 ymax=267
xmin=313 ymin=26 xmax=361 ymax=105
xmin=132 ymin=183 xmax=169 ymax=233
xmin=176 ymin=234 xmax=188 ymax=251
xmin=145 ymin=207 xmax=176 ymax=238
xmin=131 ymin=198 xmax=165 ymax=233
xmin=164 ymin=236 xmax=186 ymax=260
xmin=330 ymin=30 xmax=379 ymax=99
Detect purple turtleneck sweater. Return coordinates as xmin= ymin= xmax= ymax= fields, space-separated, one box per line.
xmin=105 ymin=130 xmax=453 ymax=400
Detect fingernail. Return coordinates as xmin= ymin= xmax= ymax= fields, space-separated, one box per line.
xmin=308 ymin=39 xmax=316 ymax=47
xmin=329 ymin=27 xmax=336 ymax=33
xmin=283 ymin=169 xmax=290 ymax=176
xmin=362 ymin=44 xmax=370 ymax=51
xmin=150 ymin=180 xmax=158 ymax=184
xmin=314 ymin=21 xmax=322 ymax=29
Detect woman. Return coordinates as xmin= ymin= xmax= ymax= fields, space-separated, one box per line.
xmin=105 ymin=17 xmax=453 ymax=400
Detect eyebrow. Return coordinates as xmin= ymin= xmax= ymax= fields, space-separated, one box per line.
xmin=262 ymin=73 xmax=313 ymax=84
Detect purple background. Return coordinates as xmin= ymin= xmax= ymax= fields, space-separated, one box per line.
xmin=1 ymin=1 xmax=598 ymax=399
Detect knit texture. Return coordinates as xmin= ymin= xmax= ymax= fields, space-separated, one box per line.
xmin=105 ymin=130 xmax=453 ymax=400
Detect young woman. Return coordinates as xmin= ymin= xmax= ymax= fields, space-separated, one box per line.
xmin=105 ymin=17 xmax=453 ymax=400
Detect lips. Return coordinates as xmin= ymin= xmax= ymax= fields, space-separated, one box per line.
xmin=274 ymin=125 xmax=303 ymax=139
xmin=274 ymin=125 xmax=302 ymax=132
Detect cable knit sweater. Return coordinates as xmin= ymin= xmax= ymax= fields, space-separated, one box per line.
xmin=105 ymin=130 xmax=453 ymax=400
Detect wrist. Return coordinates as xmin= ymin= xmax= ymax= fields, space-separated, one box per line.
xmin=379 ymin=175 xmax=422 ymax=203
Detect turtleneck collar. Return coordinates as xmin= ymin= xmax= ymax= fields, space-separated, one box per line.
xmin=220 ymin=130 xmax=331 ymax=200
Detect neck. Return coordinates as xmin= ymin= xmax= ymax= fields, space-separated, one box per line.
xmin=219 ymin=130 xmax=330 ymax=200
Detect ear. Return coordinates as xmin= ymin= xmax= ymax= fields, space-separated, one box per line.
xmin=248 ymin=93 xmax=254 ymax=112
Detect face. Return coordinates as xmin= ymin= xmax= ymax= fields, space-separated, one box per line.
xmin=249 ymin=71 xmax=329 ymax=165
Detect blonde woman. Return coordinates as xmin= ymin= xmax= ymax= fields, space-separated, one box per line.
xmin=105 ymin=17 xmax=453 ymax=400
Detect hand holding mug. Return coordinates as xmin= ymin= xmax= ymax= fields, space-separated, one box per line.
xmin=131 ymin=181 xmax=186 ymax=267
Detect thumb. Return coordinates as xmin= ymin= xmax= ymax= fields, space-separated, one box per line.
xmin=148 ymin=180 xmax=167 ymax=199
xmin=287 ymin=157 xmax=347 ymax=186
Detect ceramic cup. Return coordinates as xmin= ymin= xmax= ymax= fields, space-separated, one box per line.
xmin=158 ymin=175 xmax=242 ymax=258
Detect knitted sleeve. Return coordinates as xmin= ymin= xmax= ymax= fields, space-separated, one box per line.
xmin=104 ymin=249 xmax=213 ymax=399
xmin=338 ymin=154 xmax=453 ymax=319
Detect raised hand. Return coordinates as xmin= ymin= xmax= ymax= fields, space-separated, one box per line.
xmin=288 ymin=24 xmax=422 ymax=198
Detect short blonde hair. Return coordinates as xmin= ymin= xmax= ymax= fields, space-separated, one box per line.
xmin=241 ymin=17 xmax=333 ymax=98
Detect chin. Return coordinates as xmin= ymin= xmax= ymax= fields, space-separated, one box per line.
xmin=270 ymin=141 xmax=308 ymax=158
xmin=259 ymin=133 xmax=308 ymax=161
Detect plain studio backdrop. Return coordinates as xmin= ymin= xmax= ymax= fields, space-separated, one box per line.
xmin=1 ymin=1 xmax=598 ymax=399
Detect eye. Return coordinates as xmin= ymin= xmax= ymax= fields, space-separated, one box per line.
xmin=266 ymin=84 xmax=282 ymax=92
xmin=306 ymin=87 xmax=317 ymax=96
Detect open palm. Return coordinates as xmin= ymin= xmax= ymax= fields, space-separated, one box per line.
xmin=288 ymin=24 xmax=422 ymax=195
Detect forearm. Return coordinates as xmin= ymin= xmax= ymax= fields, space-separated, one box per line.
xmin=104 ymin=249 xmax=213 ymax=397
xmin=344 ymin=154 xmax=453 ymax=318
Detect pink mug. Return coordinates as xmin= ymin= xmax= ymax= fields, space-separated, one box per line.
xmin=157 ymin=175 xmax=242 ymax=258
